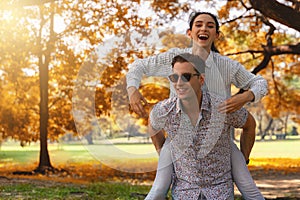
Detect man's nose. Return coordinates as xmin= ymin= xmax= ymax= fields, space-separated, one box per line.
xmin=176 ymin=75 xmax=185 ymax=84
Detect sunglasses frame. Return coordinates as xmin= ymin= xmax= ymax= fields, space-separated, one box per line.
xmin=168 ymin=73 xmax=200 ymax=83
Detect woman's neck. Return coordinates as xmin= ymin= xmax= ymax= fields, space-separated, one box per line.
xmin=192 ymin=45 xmax=210 ymax=60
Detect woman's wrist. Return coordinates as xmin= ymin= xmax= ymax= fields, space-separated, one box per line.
xmin=127 ymin=86 xmax=138 ymax=98
xmin=244 ymin=90 xmax=255 ymax=103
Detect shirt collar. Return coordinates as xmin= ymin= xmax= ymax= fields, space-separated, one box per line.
xmin=205 ymin=51 xmax=214 ymax=69
xmin=175 ymin=90 xmax=211 ymax=113
xmin=201 ymin=91 xmax=211 ymax=111
xmin=176 ymin=98 xmax=182 ymax=113
xmin=187 ymin=48 xmax=214 ymax=69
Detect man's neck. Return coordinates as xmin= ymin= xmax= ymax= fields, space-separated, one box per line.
xmin=180 ymin=95 xmax=203 ymax=126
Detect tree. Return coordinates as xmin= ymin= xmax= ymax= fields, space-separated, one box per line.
xmin=0 ymin=1 xmax=80 ymax=173
xmin=0 ymin=0 xmax=299 ymax=174
xmin=215 ymin=1 xmax=299 ymax=122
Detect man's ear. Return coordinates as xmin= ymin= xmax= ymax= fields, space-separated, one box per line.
xmin=200 ymin=74 xmax=205 ymax=85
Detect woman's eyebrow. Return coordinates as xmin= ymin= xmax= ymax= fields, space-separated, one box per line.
xmin=194 ymin=20 xmax=216 ymax=25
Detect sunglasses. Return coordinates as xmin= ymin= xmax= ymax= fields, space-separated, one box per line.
xmin=168 ymin=73 xmax=200 ymax=83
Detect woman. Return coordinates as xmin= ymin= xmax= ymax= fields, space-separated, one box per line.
xmin=126 ymin=11 xmax=267 ymax=200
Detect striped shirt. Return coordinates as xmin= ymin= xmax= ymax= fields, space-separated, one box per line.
xmin=126 ymin=47 xmax=268 ymax=102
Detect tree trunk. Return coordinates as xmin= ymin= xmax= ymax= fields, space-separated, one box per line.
xmin=261 ymin=118 xmax=273 ymax=140
xmin=283 ymin=114 xmax=289 ymax=135
xmin=36 ymin=4 xmax=55 ymax=172
xmin=37 ymin=53 xmax=52 ymax=171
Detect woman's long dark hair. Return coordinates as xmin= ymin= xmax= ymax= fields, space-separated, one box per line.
xmin=188 ymin=11 xmax=220 ymax=53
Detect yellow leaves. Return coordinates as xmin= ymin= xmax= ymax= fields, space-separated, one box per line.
xmin=151 ymin=0 xmax=180 ymax=15
xmin=250 ymin=158 xmax=300 ymax=173
xmin=161 ymin=33 xmax=190 ymax=49
xmin=218 ymin=0 xmax=240 ymax=19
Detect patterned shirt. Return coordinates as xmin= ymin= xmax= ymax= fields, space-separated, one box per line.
xmin=126 ymin=47 xmax=268 ymax=102
xmin=149 ymin=91 xmax=248 ymax=199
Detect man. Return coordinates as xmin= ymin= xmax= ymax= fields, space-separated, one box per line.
xmin=147 ymin=53 xmax=257 ymax=199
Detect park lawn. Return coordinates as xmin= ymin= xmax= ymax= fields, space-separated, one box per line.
xmin=0 ymin=139 xmax=300 ymax=180
xmin=0 ymin=139 xmax=299 ymax=199
xmin=0 ymin=180 xmax=151 ymax=200
xmin=1 ymin=138 xmax=300 ymax=164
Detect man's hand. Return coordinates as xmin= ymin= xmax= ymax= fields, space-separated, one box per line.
xmin=218 ymin=91 xmax=255 ymax=113
xmin=128 ymin=86 xmax=148 ymax=117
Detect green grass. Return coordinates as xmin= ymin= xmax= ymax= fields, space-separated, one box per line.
xmin=246 ymin=139 xmax=300 ymax=158
xmin=0 ymin=140 xmax=299 ymax=199
xmin=0 ymin=182 xmax=151 ymax=200
xmin=1 ymin=138 xmax=299 ymax=166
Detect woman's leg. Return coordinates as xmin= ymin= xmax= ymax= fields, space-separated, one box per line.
xmin=145 ymin=142 xmax=173 ymax=200
xmin=231 ymin=141 xmax=265 ymax=200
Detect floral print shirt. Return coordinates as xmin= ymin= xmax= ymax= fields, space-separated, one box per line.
xmin=149 ymin=91 xmax=248 ymax=199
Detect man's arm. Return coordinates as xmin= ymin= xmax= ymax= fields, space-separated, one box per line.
xmin=240 ymin=112 xmax=256 ymax=161
xmin=149 ymin=126 xmax=166 ymax=155
xmin=148 ymin=111 xmax=166 ymax=155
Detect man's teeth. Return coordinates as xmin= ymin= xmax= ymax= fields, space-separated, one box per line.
xmin=178 ymin=88 xmax=186 ymax=92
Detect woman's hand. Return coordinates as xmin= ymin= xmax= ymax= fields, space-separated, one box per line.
xmin=218 ymin=91 xmax=254 ymax=113
xmin=128 ymin=87 xmax=148 ymax=117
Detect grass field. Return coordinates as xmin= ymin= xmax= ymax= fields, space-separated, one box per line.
xmin=0 ymin=138 xmax=299 ymax=171
xmin=0 ymin=139 xmax=299 ymax=199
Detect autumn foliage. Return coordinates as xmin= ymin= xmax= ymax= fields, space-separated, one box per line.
xmin=0 ymin=0 xmax=299 ymax=173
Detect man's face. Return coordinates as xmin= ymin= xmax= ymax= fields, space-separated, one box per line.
xmin=171 ymin=62 xmax=204 ymax=101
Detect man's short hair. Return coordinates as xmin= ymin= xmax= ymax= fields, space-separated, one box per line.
xmin=171 ymin=53 xmax=206 ymax=74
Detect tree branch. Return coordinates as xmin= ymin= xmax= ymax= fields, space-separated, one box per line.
xmin=252 ymin=43 xmax=300 ymax=74
xmin=226 ymin=43 xmax=300 ymax=74
xmin=250 ymin=0 xmax=300 ymax=32
xmin=0 ymin=0 xmax=58 ymax=10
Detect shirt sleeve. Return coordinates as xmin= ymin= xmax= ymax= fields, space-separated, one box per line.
xmin=231 ymin=61 xmax=268 ymax=103
xmin=226 ymin=107 xmax=249 ymax=128
xmin=149 ymin=103 xmax=166 ymax=131
xmin=126 ymin=48 xmax=190 ymax=89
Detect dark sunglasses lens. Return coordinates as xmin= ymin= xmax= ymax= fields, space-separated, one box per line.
xmin=169 ymin=74 xmax=179 ymax=82
xmin=182 ymin=73 xmax=192 ymax=82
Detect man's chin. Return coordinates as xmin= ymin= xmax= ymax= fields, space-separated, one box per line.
xmin=178 ymin=94 xmax=189 ymax=100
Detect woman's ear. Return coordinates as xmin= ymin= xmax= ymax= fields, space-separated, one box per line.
xmin=216 ymin=31 xmax=220 ymax=40
xmin=186 ymin=29 xmax=192 ymax=37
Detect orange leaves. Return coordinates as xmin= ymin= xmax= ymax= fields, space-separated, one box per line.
xmin=249 ymin=158 xmax=300 ymax=173
xmin=161 ymin=33 xmax=190 ymax=49
xmin=151 ymin=0 xmax=180 ymax=16
xmin=1 ymin=158 xmax=299 ymax=185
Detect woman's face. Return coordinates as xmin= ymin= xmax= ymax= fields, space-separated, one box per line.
xmin=188 ymin=14 xmax=219 ymax=53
